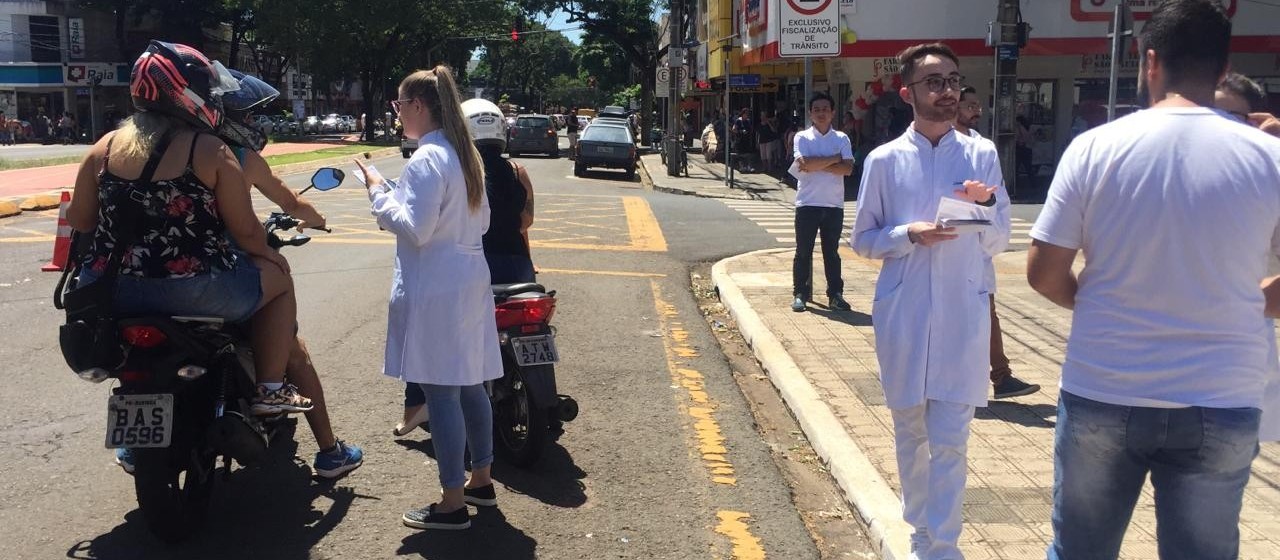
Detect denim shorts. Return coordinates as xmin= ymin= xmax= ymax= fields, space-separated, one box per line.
xmin=78 ymin=253 xmax=263 ymax=323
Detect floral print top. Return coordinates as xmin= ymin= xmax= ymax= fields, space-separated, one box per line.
xmin=81 ymin=139 xmax=236 ymax=279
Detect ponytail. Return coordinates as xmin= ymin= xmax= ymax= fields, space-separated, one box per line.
xmin=400 ymin=65 xmax=485 ymax=212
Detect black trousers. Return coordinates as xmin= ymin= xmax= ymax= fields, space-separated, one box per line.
xmin=793 ymin=205 xmax=844 ymax=300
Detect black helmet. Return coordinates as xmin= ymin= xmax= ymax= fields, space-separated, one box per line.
xmin=129 ymin=40 xmax=238 ymax=130
xmin=216 ymin=69 xmax=280 ymax=152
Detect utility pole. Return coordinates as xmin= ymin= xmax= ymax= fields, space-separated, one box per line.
xmin=666 ymin=0 xmax=684 ymax=176
xmin=991 ymin=0 xmax=1022 ymax=198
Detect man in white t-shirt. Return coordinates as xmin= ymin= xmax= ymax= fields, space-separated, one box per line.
xmin=791 ymin=91 xmax=854 ymax=313
xmin=954 ymin=86 xmax=1042 ymax=402
xmin=851 ymin=43 xmax=1010 ymax=559
xmin=1027 ymin=1 xmax=1280 ymax=558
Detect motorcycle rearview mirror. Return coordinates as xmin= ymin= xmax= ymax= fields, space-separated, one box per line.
xmin=310 ymin=167 xmax=344 ymax=191
xmin=298 ymin=167 xmax=345 ymax=195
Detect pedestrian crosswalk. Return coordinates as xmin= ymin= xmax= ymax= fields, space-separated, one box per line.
xmin=720 ymin=199 xmax=1035 ymax=251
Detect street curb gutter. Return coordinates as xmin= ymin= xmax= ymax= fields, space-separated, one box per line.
xmin=638 ymin=155 xmax=758 ymax=201
xmin=0 ymin=147 xmax=400 ymax=221
xmin=712 ymin=249 xmax=911 ymax=560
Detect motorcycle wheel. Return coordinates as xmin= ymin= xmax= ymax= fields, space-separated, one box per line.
xmin=132 ymin=447 xmax=215 ymax=543
xmin=493 ymin=369 xmax=548 ymax=468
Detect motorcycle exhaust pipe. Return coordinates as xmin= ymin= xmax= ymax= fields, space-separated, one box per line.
xmin=556 ymin=395 xmax=579 ymax=422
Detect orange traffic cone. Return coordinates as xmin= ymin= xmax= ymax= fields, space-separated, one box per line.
xmin=41 ymin=191 xmax=72 ymax=272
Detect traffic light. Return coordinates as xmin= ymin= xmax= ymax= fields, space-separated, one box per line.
xmin=512 ymin=16 xmax=523 ymax=41
xmin=511 ymin=28 xmax=519 ymax=41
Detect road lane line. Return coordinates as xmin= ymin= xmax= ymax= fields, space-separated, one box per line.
xmin=537 ymin=268 xmax=665 ymax=278
xmin=715 ymin=511 xmax=767 ymax=560
xmin=624 ymin=197 xmax=668 ymax=252
xmin=650 ymin=280 xmax=735 ymax=485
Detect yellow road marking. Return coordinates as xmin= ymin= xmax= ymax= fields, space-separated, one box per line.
xmin=0 ymin=236 xmax=53 ymax=243
xmin=537 ymin=267 xmax=665 ymax=278
xmin=650 ymin=280 xmax=735 ymax=485
xmin=715 ymin=511 xmax=767 ymax=560
xmin=624 ymin=197 xmax=668 ymax=252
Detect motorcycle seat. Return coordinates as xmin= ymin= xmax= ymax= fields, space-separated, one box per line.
xmin=491 ymin=282 xmax=545 ymax=297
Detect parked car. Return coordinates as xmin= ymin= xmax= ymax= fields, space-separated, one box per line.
xmin=272 ymin=116 xmax=300 ymax=135
xmin=402 ymin=136 xmax=417 ymax=158
xmin=339 ymin=115 xmax=358 ymax=132
xmin=302 ymin=115 xmax=321 ymax=134
xmin=319 ymin=113 xmax=342 ymax=133
xmin=576 ymin=115 xmax=591 ymax=129
xmin=574 ymin=123 xmax=636 ymax=180
xmin=507 ymin=114 xmax=559 ymax=158
xmin=598 ymin=106 xmax=629 ymax=120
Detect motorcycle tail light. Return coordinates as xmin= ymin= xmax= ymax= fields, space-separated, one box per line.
xmin=76 ymin=367 xmax=110 ymax=383
xmin=495 ymin=298 xmax=556 ymax=329
xmin=177 ymin=365 xmax=208 ymax=381
xmin=121 ymin=325 xmax=167 ymax=348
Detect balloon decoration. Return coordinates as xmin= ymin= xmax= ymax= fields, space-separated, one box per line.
xmin=848 ymin=72 xmax=903 ymax=131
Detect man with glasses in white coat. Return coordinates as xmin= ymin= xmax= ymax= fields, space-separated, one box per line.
xmin=851 ymin=43 xmax=1011 ymax=559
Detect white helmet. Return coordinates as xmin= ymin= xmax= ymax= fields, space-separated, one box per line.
xmin=462 ymin=98 xmax=507 ymax=149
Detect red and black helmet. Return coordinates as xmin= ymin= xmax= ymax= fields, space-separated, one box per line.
xmin=129 ymin=40 xmax=236 ymax=130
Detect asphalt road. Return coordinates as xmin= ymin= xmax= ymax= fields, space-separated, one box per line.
xmin=0 ymin=143 xmax=93 ymax=160
xmin=0 ymin=140 xmax=878 ymax=559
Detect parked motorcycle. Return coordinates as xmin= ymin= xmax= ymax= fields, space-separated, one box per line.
xmin=488 ymin=282 xmax=578 ymax=467
xmin=53 ymin=168 xmax=344 ymax=543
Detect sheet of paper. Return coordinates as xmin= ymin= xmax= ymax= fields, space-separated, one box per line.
xmin=935 ymin=197 xmax=993 ymax=234
xmin=351 ymin=164 xmax=385 ymax=187
xmin=787 ymin=160 xmax=808 ymax=181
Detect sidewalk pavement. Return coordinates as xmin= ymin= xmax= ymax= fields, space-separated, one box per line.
xmin=713 ymin=247 xmax=1280 ymax=560
xmin=0 ymin=137 xmax=383 ymax=216
xmin=639 ymin=146 xmax=792 ymax=202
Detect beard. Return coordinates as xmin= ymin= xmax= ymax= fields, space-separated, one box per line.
xmin=915 ymin=100 xmax=958 ymax=123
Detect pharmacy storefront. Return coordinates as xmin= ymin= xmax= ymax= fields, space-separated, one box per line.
xmin=743 ymin=0 xmax=1280 ymax=181
xmin=0 ymin=62 xmax=129 ymax=141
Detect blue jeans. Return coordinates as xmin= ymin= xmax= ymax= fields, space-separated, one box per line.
xmin=78 ymin=254 xmax=262 ymax=323
xmin=417 ymin=383 xmax=493 ymax=489
xmin=1049 ymin=390 xmax=1260 ymax=560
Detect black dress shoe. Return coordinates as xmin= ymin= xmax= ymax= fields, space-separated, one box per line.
xmin=829 ymin=295 xmax=852 ymax=311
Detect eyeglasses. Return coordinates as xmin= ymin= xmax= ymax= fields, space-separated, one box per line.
xmin=906 ymin=74 xmax=965 ymax=94
xmin=390 ymin=98 xmax=416 ymax=115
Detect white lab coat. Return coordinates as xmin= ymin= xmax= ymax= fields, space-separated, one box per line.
xmin=851 ymin=127 xmax=1011 ymax=409
xmin=370 ymin=130 xmax=502 ymax=386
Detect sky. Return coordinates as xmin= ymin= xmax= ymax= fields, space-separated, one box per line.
xmin=544 ymin=9 xmax=585 ymax=45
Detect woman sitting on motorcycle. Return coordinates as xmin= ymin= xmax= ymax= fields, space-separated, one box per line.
xmin=67 ymin=41 xmax=312 ymax=417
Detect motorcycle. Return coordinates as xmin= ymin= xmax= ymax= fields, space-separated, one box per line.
xmin=488 ymin=281 xmax=578 ymax=467
xmin=53 ymin=168 xmax=344 ymax=543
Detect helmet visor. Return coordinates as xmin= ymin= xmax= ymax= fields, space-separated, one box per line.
xmin=208 ymin=61 xmax=241 ymax=96
xmin=224 ymin=72 xmax=280 ymax=113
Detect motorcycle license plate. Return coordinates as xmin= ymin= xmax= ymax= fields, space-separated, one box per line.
xmin=105 ymin=394 xmax=173 ymax=449
xmin=511 ymin=335 xmax=559 ymax=366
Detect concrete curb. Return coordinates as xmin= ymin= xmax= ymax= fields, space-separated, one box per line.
xmin=638 ymin=156 xmax=760 ymax=201
xmin=0 ymin=147 xmax=401 ymax=221
xmin=19 ymin=192 xmax=63 ymax=211
xmin=712 ymin=249 xmax=911 ymax=560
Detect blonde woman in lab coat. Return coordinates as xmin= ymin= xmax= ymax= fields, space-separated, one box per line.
xmin=355 ymin=66 xmax=502 ymax=531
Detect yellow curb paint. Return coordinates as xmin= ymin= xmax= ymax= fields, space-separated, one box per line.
xmin=0 ymin=200 xmax=19 ymax=218
xmin=0 ymin=236 xmax=53 ymax=243
xmin=651 ymin=280 xmax=736 ymax=485
xmin=19 ymin=193 xmax=61 ymax=211
xmin=623 ymin=196 xmax=668 ymax=252
xmin=715 ymin=511 xmax=766 ymax=560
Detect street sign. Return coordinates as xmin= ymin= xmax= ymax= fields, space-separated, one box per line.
xmin=778 ymin=0 xmax=840 ymax=58
xmin=656 ymin=66 xmax=690 ymax=98
xmin=728 ymin=74 xmax=761 ymax=88
xmin=997 ymin=45 xmax=1019 ymax=61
